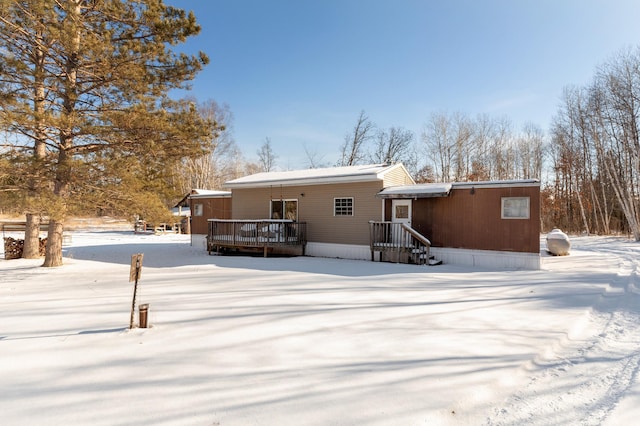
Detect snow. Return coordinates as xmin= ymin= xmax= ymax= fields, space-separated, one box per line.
xmin=378 ymin=183 xmax=453 ymax=198
xmin=224 ymin=163 xmax=404 ymax=188
xmin=1 ymin=231 xmax=639 ymax=425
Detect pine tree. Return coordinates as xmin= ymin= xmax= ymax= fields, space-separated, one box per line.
xmin=0 ymin=0 xmax=213 ymax=266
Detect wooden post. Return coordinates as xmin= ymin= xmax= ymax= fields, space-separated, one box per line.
xmin=129 ymin=253 xmax=144 ymax=329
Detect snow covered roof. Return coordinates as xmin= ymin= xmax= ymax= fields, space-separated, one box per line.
xmin=378 ymin=183 xmax=453 ymax=199
xmin=378 ymin=179 xmax=540 ymax=199
xmin=188 ymin=190 xmax=232 ymax=199
xmin=174 ymin=189 xmax=231 ymax=207
xmin=225 ymin=164 xmax=407 ymax=188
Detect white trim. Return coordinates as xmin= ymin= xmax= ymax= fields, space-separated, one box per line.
xmin=453 ymin=180 xmax=540 ymax=189
xmin=189 ymin=192 xmax=231 ymax=199
xmin=305 ymin=242 xmax=371 ymax=261
xmin=430 ymin=247 xmax=541 ymax=270
xmin=501 ymin=197 xmax=530 ymax=219
xmin=333 ymin=197 xmax=354 ymax=216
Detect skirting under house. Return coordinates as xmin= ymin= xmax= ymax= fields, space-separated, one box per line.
xmin=430 ymin=247 xmax=541 ymax=270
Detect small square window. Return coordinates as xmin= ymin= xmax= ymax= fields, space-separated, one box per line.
xmin=395 ymin=205 xmax=409 ymax=219
xmin=501 ymin=197 xmax=529 ymax=219
xmin=194 ymin=204 xmax=203 ymax=217
xmin=334 ymin=197 xmax=354 ymax=216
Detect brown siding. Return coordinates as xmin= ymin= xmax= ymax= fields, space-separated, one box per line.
xmin=232 ymin=182 xmax=385 ymax=245
xmin=382 ymin=165 xmax=414 ymax=187
xmin=412 ymin=185 xmax=540 ymax=253
xmin=190 ymin=197 xmax=232 ymax=234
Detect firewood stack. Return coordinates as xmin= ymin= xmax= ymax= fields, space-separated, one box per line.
xmin=3 ymin=237 xmax=47 ymax=259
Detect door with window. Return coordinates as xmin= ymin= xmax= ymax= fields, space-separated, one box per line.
xmin=391 ymin=200 xmax=412 ymax=245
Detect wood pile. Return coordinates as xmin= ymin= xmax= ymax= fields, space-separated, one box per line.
xmin=3 ymin=237 xmax=47 ymax=259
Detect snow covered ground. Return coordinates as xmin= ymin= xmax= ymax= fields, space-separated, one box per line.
xmin=1 ymin=231 xmax=639 ymax=425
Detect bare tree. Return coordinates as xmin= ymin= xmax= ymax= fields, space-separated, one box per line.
xmin=517 ymin=122 xmax=545 ymax=180
xmin=370 ymin=126 xmax=415 ymax=165
xmin=338 ymin=110 xmax=375 ymax=166
xmin=303 ymin=143 xmax=328 ymax=169
xmin=422 ymin=111 xmax=474 ymax=182
xmin=257 ymin=137 xmax=278 ymax=172
xmin=174 ymin=99 xmax=240 ymax=192
xmin=422 ymin=112 xmax=453 ymax=182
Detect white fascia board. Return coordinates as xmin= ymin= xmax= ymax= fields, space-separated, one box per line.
xmin=452 ymin=179 xmax=540 ymax=189
xmin=225 ymin=173 xmax=387 ymax=189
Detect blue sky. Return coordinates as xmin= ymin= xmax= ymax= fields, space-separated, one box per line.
xmin=166 ymin=0 xmax=640 ymax=169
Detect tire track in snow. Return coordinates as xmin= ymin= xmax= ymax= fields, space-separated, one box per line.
xmin=485 ymin=240 xmax=640 ymax=426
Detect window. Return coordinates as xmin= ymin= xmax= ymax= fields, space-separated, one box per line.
xmin=395 ymin=205 xmax=409 ymax=219
xmin=271 ymin=199 xmax=297 ymax=220
xmin=334 ymin=197 xmax=354 ymax=216
xmin=501 ymin=197 xmax=530 ymax=219
xmin=194 ymin=204 xmax=203 ymax=216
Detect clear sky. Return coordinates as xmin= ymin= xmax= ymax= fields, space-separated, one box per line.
xmin=165 ymin=0 xmax=640 ymax=169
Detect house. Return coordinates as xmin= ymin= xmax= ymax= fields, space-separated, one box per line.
xmin=220 ymin=163 xmax=414 ymax=259
xmin=202 ymin=164 xmax=541 ymax=270
xmin=377 ymin=179 xmax=541 ymax=269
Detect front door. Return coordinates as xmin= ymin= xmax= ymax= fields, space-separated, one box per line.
xmin=391 ymin=200 xmax=412 ymax=245
xmin=392 ymin=200 xmax=411 ymax=226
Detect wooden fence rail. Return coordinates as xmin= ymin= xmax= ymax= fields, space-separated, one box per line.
xmin=207 ymin=219 xmax=307 ymax=257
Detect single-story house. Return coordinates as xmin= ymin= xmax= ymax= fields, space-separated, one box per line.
xmin=197 ymin=163 xmax=541 ymax=270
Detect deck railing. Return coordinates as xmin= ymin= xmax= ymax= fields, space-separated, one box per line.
xmin=369 ymin=221 xmax=432 ymax=265
xmin=207 ymin=219 xmax=307 ymax=255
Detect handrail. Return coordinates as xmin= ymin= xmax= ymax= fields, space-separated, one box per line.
xmin=369 ymin=221 xmax=433 ymax=265
xmin=401 ymin=223 xmax=431 ymax=246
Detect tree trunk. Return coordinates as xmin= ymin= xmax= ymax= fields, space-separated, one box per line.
xmin=22 ymin=213 xmax=42 ymax=258
xmin=42 ymin=219 xmax=64 ymax=267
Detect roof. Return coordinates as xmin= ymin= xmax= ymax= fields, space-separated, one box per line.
xmin=188 ymin=190 xmax=232 ymax=199
xmin=451 ymin=179 xmax=540 ymax=189
xmin=378 ymin=179 xmax=540 ymax=199
xmin=174 ymin=189 xmax=232 ymax=207
xmin=377 ymin=183 xmax=453 ymax=199
xmin=224 ymin=163 xmax=409 ymax=189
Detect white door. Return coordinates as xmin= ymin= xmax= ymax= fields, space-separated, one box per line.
xmin=392 ymin=200 xmax=411 ymax=226
xmin=391 ymin=200 xmax=412 ymax=245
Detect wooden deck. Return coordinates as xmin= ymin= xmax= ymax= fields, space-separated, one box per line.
xmin=207 ymin=219 xmax=307 ymax=257
xmin=369 ymin=221 xmax=440 ymax=265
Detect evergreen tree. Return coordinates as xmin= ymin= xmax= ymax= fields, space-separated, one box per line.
xmin=0 ymin=0 xmax=213 ymax=266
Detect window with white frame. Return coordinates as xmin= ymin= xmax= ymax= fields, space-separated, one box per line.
xmin=334 ymin=197 xmax=354 ymax=216
xmin=501 ymin=197 xmax=530 ymax=219
xmin=193 ymin=204 xmax=203 ymax=216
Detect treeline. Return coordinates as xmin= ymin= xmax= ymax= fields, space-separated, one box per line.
xmin=547 ymin=48 xmax=640 ymax=239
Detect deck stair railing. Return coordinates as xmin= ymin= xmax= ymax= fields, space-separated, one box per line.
xmin=368 ymin=221 xmax=439 ymax=265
